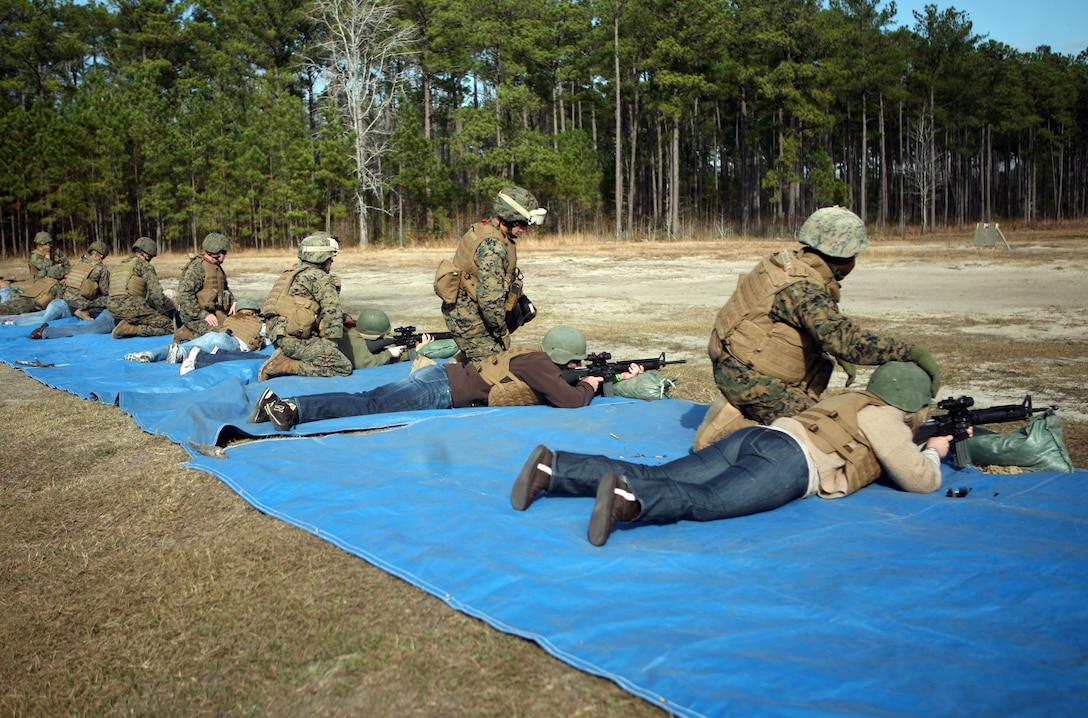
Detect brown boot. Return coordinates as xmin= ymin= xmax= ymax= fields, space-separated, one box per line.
xmin=29 ymin=323 xmax=48 ymax=340
xmin=588 ymin=472 xmax=641 ymax=547
xmin=258 ymin=350 xmax=301 ymax=381
xmin=692 ymin=395 xmax=754 ymax=451
xmin=111 ymin=320 xmax=137 ymax=339
xmin=172 ymin=325 xmax=194 ymax=342
xmin=74 ymin=309 xmax=93 ymax=321
xmin=510 ymin=445 xmax=554 ymax=510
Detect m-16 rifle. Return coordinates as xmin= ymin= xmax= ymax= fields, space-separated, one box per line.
xmin=365 ymin=325 xmax=454 ymax=354
xmin=914 ymin=395 xmax=1058 ymax=467
xmin=1 ymin=277 xmax=21 ymax=282
xmin=560 ymin=351 xmax=686 ymax=397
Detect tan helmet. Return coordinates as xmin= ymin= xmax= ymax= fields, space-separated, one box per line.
xmin=298 ymin=232 xmax=339 ymax=265
xmin=133 ymin=237 xmax=158 ymax=257
xmin=34 ymin=231 xmax=53 ymax=245
xmin=88 ymin=241 xmax=110 ymax=257
xmin=798 ymin=206 xmax=867 ymax=259
xmin=541 ymin=325 xmax=587 ymax=364
xmin=202 ymin=232 xmax=231 ymax=254
xmin=493 ymin=187 xmax=547 ymax=226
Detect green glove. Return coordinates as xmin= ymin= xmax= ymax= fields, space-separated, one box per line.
xmin=836 ymin=357 xmax=857 ymax=387
xmin=908 ymin=345 xmax=942 ymax=397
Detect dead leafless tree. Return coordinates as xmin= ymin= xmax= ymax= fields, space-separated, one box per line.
xmin=310 ymin=0 xmax=415 ymax=247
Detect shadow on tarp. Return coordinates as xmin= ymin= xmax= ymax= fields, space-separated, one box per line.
xmin=3 ymin=322 xmax=1087 ymax=717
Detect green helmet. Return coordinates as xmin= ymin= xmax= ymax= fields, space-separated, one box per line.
xmin=202 ymin=232 xmax=231 ymax=254
xmin=298 ymin=232 xmax=339 ymax=265
xmin=357 ymin=308 xmax=392 ymax=338
xmin=798 ymin=206 xmax=867 ymax=259
xmin=133 ymin=237 xmax=158 ymax=257
xmin=867 ymin=361 xmax=932 ymax=412
xmin=541 ymin=325 xmax=587 ymax=365
xmin=493 ymin=187 xmax=547 ymax=225
xmin=88 ymin=241 xmax=110 ymax=257
xmin=34 ymin=231 xmax=52 ymax=245
xmin=234 ymin=297 xmax=262 ymax=312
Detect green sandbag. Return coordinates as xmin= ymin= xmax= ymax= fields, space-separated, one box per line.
xmin=612 ymin=370 xmax=677 ymax=401
xmin=418 ymin=338 xmax=459 ymax=359
xmin=965 ymin=408 xmax=1073 ymax=473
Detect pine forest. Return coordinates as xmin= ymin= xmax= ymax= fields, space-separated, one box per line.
xmin=2 ymin=0 xmax=1087 ymax=256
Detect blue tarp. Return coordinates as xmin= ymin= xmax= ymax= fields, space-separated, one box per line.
xmin=3 ymin=320 xmax=1087 ymax=717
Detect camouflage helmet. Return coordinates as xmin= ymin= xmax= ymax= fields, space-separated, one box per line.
xmin=867 ymin=361 xmax=932 ymax=412
xmin=133 ymin=237 xmax=158 ymax=257
xmin=541 ymin=325 xmax=587 ymax=365
xmin=202 ymin=232 xmax=231 ymax=254
xmin=298 ymin=232 xmax=339 ymax=265
xmin=88 ymin=241 xmax=110 ymax=257
xmin=234 ymin=298 xmax=262 ymax=312
xmin=34 ymin=231 xmax=53 ymax=245
xmin=798 ymin=206 xmax=868 ymax=259
xmin=493 ymin=187 xmax=547 ymax=226
xmin=356 ymin=308 xmax=392 ymax=338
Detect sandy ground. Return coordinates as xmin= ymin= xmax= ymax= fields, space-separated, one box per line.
xmin=4 ymin=242 xmax=1086 ymax=419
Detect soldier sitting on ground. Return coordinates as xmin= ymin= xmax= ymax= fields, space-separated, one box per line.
xmin=0 ymin=231 xmax=71 ymax=320
xmin=107 ymin=237 xmax=176 ymax=339
xmin=174 ymin=232 xmax=233 ymax=341
xmin=695 ymin=206 xmax=942 ymax=451
xmin=257 ymin=232 xmax=353 ymax=381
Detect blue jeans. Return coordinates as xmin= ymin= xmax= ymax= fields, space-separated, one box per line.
xmin=193 ymin=349 xmax=268 ymax=369
xmin=40 ymin=308 xmax=115 ymax=339
xmin=41 ymin=309 xmax=115 ymax=338
xmin=295 ymin=364 xmax=453 ymax=423
xmin=9 ymin=298 xmax=72 ymax=326
xmin=550 ymin=427 xmax=810 ymax=523
xmin=147 ymin=331 xmax=240 ymax=362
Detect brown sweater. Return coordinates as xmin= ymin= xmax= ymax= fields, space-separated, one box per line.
xmin=774 ymin=403 xmax=942 ymax=498
xmin=445 ymin=351 xmax=596 ymax=408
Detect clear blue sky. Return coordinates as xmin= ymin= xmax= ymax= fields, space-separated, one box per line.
xmin=891 ymin=0 xmax=1088 ymax=54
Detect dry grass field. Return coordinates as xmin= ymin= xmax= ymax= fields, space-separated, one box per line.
xmin=1 ymin=225 xmax=1085 ymax=716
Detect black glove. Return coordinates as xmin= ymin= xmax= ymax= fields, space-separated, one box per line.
xmin=505 ymin=294 xmax=537 ymax=333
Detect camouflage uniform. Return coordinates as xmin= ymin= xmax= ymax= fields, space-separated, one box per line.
xmin=711 ymin=270 xmax=914 ymax=423
xmin=176 ymin=255 xmax=231 ymax=337
xmin=3 ymin=237 xmax=71 ymax=314
xmin=265 ymin=263 xmax=352 ymax=378
xmin=29 ymin=247 xmax=71 ymax=281
xmin=709 ymin=207 xmax=915 ymax=425
xmin=107 ymin=254 xmax=174 ymax=337
xmin=0 ymin=296 xmax=39 ymax=316
xmin=441 ymin=220 xmax=517 ymax=362
xmin=62 ymin=255 xmax=111 ymax=314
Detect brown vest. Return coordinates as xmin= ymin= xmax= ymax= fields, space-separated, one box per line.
xmin=63 ymin=258 xmax=103 ymax=301
xmin=219 ymin=313 xmax=263 ymax=350
xmin=709 ymin=248 xmax=840 ymax=384
xmin=450 ymin=221 xmax=517 ymax=302
xmin=477 ymin=345 xmax=544 ymax=407
xmin=196 ymin=257 xmax=228 ymax=312
xmin=110 ymin=256 xmax=146 ymax=300
xmin=793 ymin=391 xmax=884 ymax=496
